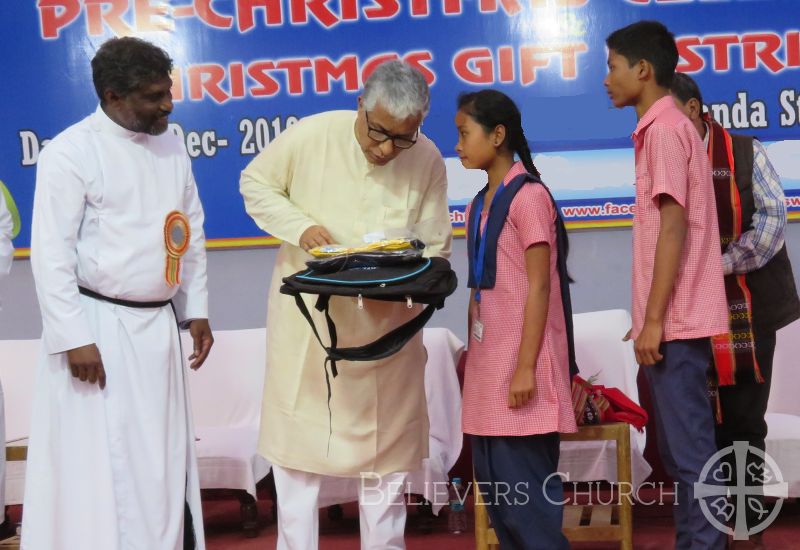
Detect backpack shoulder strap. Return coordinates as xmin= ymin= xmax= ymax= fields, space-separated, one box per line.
xmin=329 ymin=301 xmax=442 ymax=362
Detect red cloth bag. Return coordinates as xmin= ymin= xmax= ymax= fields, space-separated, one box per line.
xmin=571 ymin=375 xmax=648 ymax=431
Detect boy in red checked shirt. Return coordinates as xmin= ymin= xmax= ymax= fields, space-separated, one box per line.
xmin=605 ymin=20 xmax=728 ymax=550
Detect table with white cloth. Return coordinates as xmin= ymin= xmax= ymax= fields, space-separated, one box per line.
xmin=0 ymin=328 xmax=465 ymax=516
xmin=0 ymin=338 xmax=37 ymax=507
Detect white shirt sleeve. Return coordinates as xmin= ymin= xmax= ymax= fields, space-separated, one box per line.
xmin=0 ymin=189 xmax=13 ymax=279
xmin=31 ymin=142 xmax=95 ymax=354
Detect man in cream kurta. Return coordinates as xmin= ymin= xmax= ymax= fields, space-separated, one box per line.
xmin=22 ymin=38 xmax=213 ymax=550
xmin=240 ymin=61 xmax=451 ymax=549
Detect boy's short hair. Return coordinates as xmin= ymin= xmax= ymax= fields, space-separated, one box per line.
xmin=606 ymin=20 xmax=678 ymax=88
xmin=670 ymin=72 xmax=704 ymax=107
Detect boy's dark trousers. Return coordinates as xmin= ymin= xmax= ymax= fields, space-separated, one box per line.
xmin=471 ymin=432 xmax=569 ymax=550
xmin=644 ymin=338 xmax=727 ymax=550
xmin=715 ymin=331 xmax=776 ymax=533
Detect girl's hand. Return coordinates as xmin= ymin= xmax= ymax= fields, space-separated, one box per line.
xmin=469 ymin=300 xmax=480 ymax=333
xmin=508 ymin=365 xmax=536 ymax=408
xmin=469 ymin=299 xmax=480 ymax=323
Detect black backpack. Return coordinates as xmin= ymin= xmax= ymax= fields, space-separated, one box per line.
xmin=281 ymin=256 xmax=458 ymax=450
xmin=280 ymin=256 xmax=458 ymax=377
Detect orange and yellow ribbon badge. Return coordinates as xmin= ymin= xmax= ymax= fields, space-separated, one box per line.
xmin=164 ymin=211 xmax=190 ymax=287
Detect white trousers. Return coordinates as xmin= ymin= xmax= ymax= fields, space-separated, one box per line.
xmin=272 ymin=464 xmax=408 ymax=550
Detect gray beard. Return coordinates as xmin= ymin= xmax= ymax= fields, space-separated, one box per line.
xmin=122 ymin=112 xmax=167 ymax=136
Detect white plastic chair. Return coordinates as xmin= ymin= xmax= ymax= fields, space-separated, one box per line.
xmin=184 ymin=328 xmax=271 ymax=536
xmin=765 ymin=319 xmax=800 ymax=497
xmin=559 ymin=309 xmax=652 ymax=489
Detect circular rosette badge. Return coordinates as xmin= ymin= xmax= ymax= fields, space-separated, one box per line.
xmin=164 ymin=211 xmax=191 ymax=287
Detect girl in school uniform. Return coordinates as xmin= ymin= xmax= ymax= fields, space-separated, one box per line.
xmin=457 ymin=89 xmax=578 ymax=549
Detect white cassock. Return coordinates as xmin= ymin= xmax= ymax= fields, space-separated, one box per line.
xmin=0 ymin=188 xmax=13 ymax=516
xmin=22 ymin=106 xmax=208 ymax=550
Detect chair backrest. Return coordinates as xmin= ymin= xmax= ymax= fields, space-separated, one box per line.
xmin=572 ymin=309 xmax=644 ymax=448
xmin=184 ymin=328 xmax=267 ymax=429
xmin=768 ymin=319 xmax=800 ymax=416
xmin=0 ymin=338 xmax=39 ymax=442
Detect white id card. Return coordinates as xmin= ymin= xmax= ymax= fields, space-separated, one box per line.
xmin=471 ymin=319 xmax=484 ymax=342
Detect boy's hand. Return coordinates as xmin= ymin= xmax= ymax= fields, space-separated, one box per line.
xmin=508 ymin=365 xmax=536 ymax=408
xmin=622 ymin=328 xmax=632 ymax=341
xmin=634 ymin=320 xmax=663 ymax=366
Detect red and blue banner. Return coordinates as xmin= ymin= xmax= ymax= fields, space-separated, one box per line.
xmin=2 ymin=0 xmax=800 ymax=252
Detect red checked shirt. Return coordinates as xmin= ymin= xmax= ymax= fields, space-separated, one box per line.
xmin=462 ymin=162 xmax=577 ymax=437
xmin=630 ymin=96 xmax=728 ymax=341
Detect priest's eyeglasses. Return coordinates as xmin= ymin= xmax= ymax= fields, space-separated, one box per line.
xmin=364 ymin=110 xmax=419 ymax=149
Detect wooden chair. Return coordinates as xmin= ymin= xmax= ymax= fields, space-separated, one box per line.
xmin=0 ymin=443 xmax=27 ymax=550
xmin=474 ymin=422 xmax=633 ymax=550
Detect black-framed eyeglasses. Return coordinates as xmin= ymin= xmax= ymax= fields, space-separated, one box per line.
xmin=364 ymin=110 xmax=419 ymax=149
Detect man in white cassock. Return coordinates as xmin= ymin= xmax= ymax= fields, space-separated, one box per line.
xmin=0 ymin=185 xmax=14 ymax=533
xmin=240 ymin=61 xmax=452 ymax=549
xmin=22 ymin=37 xmax=213 ymax=550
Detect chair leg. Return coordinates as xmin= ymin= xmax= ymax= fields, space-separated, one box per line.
xmin=615 ymin=425 xmax=634 ymax=550
xmin=0 ymin=507 xmax=9 ymax=538
xmin=473 ymin=474 xmax=492 ymax=550
xmin=417 ymin=498 xmax=434 ymax=534
xmin=327 ymin=504 xmax=344 ymax=521
xmin=238 ymin=491 xmax=260 ymax=538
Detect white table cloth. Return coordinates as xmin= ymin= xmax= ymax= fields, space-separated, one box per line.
xmin=1 ymin=328 xmax=465 ymax=513
xmin=0 ymin=338 xmax=38 ymax=506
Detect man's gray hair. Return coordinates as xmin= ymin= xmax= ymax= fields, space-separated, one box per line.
xmin=362 ymin=60 xmax=430 ymax=119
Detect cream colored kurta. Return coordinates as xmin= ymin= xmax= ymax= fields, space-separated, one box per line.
xmin=240 ymin=110 xmax=451 ymax=476
xmin=23 ymin=106 xmax=208 ymax=550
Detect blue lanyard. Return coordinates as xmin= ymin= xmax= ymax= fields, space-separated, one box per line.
xmin=473 ymin=182 xmax=505 ymax=303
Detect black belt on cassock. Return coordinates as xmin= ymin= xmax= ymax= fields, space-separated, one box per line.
xmin=78 ymin=286 xmax=172 ymax=309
